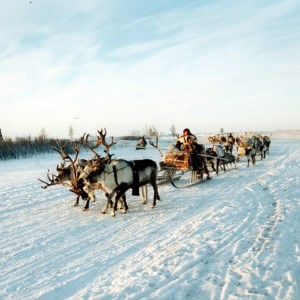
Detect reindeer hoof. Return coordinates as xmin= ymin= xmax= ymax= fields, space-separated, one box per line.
xmin=142 ymin=200 xmax=147 ymax=204
xmin=82 ymin=208 xmax=89 ymax=211
xmin=102 ymin=211 xmax=106 ymax=214
xmin=73 ymin=204 xmax=79 ymax=207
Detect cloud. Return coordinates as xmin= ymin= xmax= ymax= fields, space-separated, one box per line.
xmin=0 ymin=0 xmax=299 ymax=138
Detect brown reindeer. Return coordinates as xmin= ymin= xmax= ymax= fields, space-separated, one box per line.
xmin=38 ymin=141 xmax=95 ymax=210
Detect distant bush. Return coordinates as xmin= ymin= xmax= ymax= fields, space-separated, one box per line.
xmin=0 ymin=137 xmax=77 ymax=161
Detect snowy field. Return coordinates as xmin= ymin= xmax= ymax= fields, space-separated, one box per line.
xmin=1 ymin=133 xmax=300 ymax=300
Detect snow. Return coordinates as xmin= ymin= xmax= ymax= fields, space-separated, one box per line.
xmin=1 ymin=133 xmax=300 ymax=300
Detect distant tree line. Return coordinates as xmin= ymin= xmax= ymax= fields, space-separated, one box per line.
xmin=0 ymin=135 xmax=76 ymax=161
xmin=0 ymin=123 xmax=177 ymax=160
xmin=120 ymin=125 xmax=161 ymax=141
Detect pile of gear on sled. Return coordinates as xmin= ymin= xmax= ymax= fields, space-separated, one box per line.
xmin=153 ymin=129 xmax=212 ymax=188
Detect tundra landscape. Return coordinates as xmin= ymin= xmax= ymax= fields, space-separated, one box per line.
xmin=0 ymin=130 xmax=299 ymax=299
xmin=1 ymin=1 xmax=299 ymax=299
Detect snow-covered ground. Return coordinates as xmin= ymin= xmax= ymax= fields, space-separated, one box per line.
xmin=1 ymin=134 xmax=299 ymax=300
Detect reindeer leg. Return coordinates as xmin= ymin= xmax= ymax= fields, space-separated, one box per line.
xmin=90 ymin=191 xmax=96 ymax=202
xmin=210 ymin=162 xmax=215 ymax=173
xmin=223 ymin=161 xmax=227 ymax=173
xmin=103 ymin=192 xmax=114 ymax=209
xmin=73 ymin=195 xmax=80 ymax=207
xmin=220 ymin=159 xmax=226 ymax=173
xmin=82 ymin=197 xmax=90 ymax=211
xmin=120 ymin=192 xmax=128 ymax=213
xmin=112 ymin=197 xmax=118 ymax=217
xmin=150 ymin=180 xmax=160 ymax=208
xmin=220 ymin=161 xmax=225 ymax=172
xmin=216 ymin=159 xmax=220 ymax=174
xmin=102 ymin=191 xmax=115 ymax=214
xmin=211 ymin=159 xmax=218 ymax=174
xmin=118 ymin=193 xmax=126 ymax=209
xmin=112 ymin=189 xmax=127 ymax=216
xmin=141 ymin=185 xmax=148 ymax=204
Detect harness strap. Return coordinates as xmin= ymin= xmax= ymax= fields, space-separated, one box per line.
xmin=113 ymin=165 xmax=119 ymax=186
xmin=128 ymin=161 xmax=140 ymax=196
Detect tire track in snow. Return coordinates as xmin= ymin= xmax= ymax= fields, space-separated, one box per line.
xmin=219 ymin=144 xmax=299 ymax=299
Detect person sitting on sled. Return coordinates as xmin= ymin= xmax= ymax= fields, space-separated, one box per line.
xmin=175 ymin=128 xmax=197 ymax=150
xmin=183 ymin=135 xmax=211 ymax=180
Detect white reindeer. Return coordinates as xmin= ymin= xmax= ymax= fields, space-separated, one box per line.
xmin=81 ymin=129 xmax=160 ymax=216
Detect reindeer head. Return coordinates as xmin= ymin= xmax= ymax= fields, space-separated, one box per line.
xmin=38 ymin=140 xmax=84 ymax=192
xmin=38 ymin=170 xmax=60 ymax=189
xmin=54 ymin=163 xmax=74 ymax=185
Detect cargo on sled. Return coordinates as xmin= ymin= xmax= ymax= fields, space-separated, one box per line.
xmin=154 ymin=148 xmax=211 ymax=188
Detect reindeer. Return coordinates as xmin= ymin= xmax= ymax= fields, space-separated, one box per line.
xmin=205 ymin=145 xmax=236 ymax=173
xmin=244 ymin=138 xmax=257 ymax=167
xmin=82 ymin=128 xmax=160 ymax=216
xmin=205 ymin=147 xmax=222 ymax=174
xmin=252 ymin=134 xmax=272 ymax=161
xmin=261 ymin=134 xmax=271 ymax=156
xmin=208 ymin=134 xmax=222 ymax=145
xmin=246 ymin=146 xmax=257 ymax=167
xmin=224 ymin=133 xmax=235 ymax=154
xmin=234 ymin=136 xmax=257 ymax=167
xmin=79 ymin=132 xmax=132 ymax=211
xmin=38 ymin=141 xmax=95 ymax=210
xmin=208 ymin=133 xmax=235 ymax=155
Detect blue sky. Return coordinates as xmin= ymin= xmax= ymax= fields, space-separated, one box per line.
xmin=1 ymin=0 xmax=299 ymax=138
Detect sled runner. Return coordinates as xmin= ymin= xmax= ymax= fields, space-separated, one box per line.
xmin=136 ymin=145 xmax=147 ymax=150
xmin=156 ymin=168 xmax=183 ymax=185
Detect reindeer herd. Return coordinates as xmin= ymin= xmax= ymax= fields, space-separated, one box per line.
xmin=38 ymin=129 xmax=271 ymax=217
xmin=39 ymin=129 xmax=160 ymax=217
xmin=207 ymin=132 xmax=271 ymax=169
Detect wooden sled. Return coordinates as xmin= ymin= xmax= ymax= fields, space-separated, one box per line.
xmin=157 ymin=150 xmax=211 ymax=188
xmin=135 ymin=145 xmax=146 ymax=150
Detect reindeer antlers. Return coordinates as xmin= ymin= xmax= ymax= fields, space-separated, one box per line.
xmin=97 ymin=128 xmax=116 ymax=158
xmin=80 ymin=133 xmax=102 ymax=158
xmin=80 ymin=128 xmax=116 ymax=159
xmin=51 ymin=141 xmax=69 ymax=160
xmin=38 ymin=170 xmax=59 ymax=189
